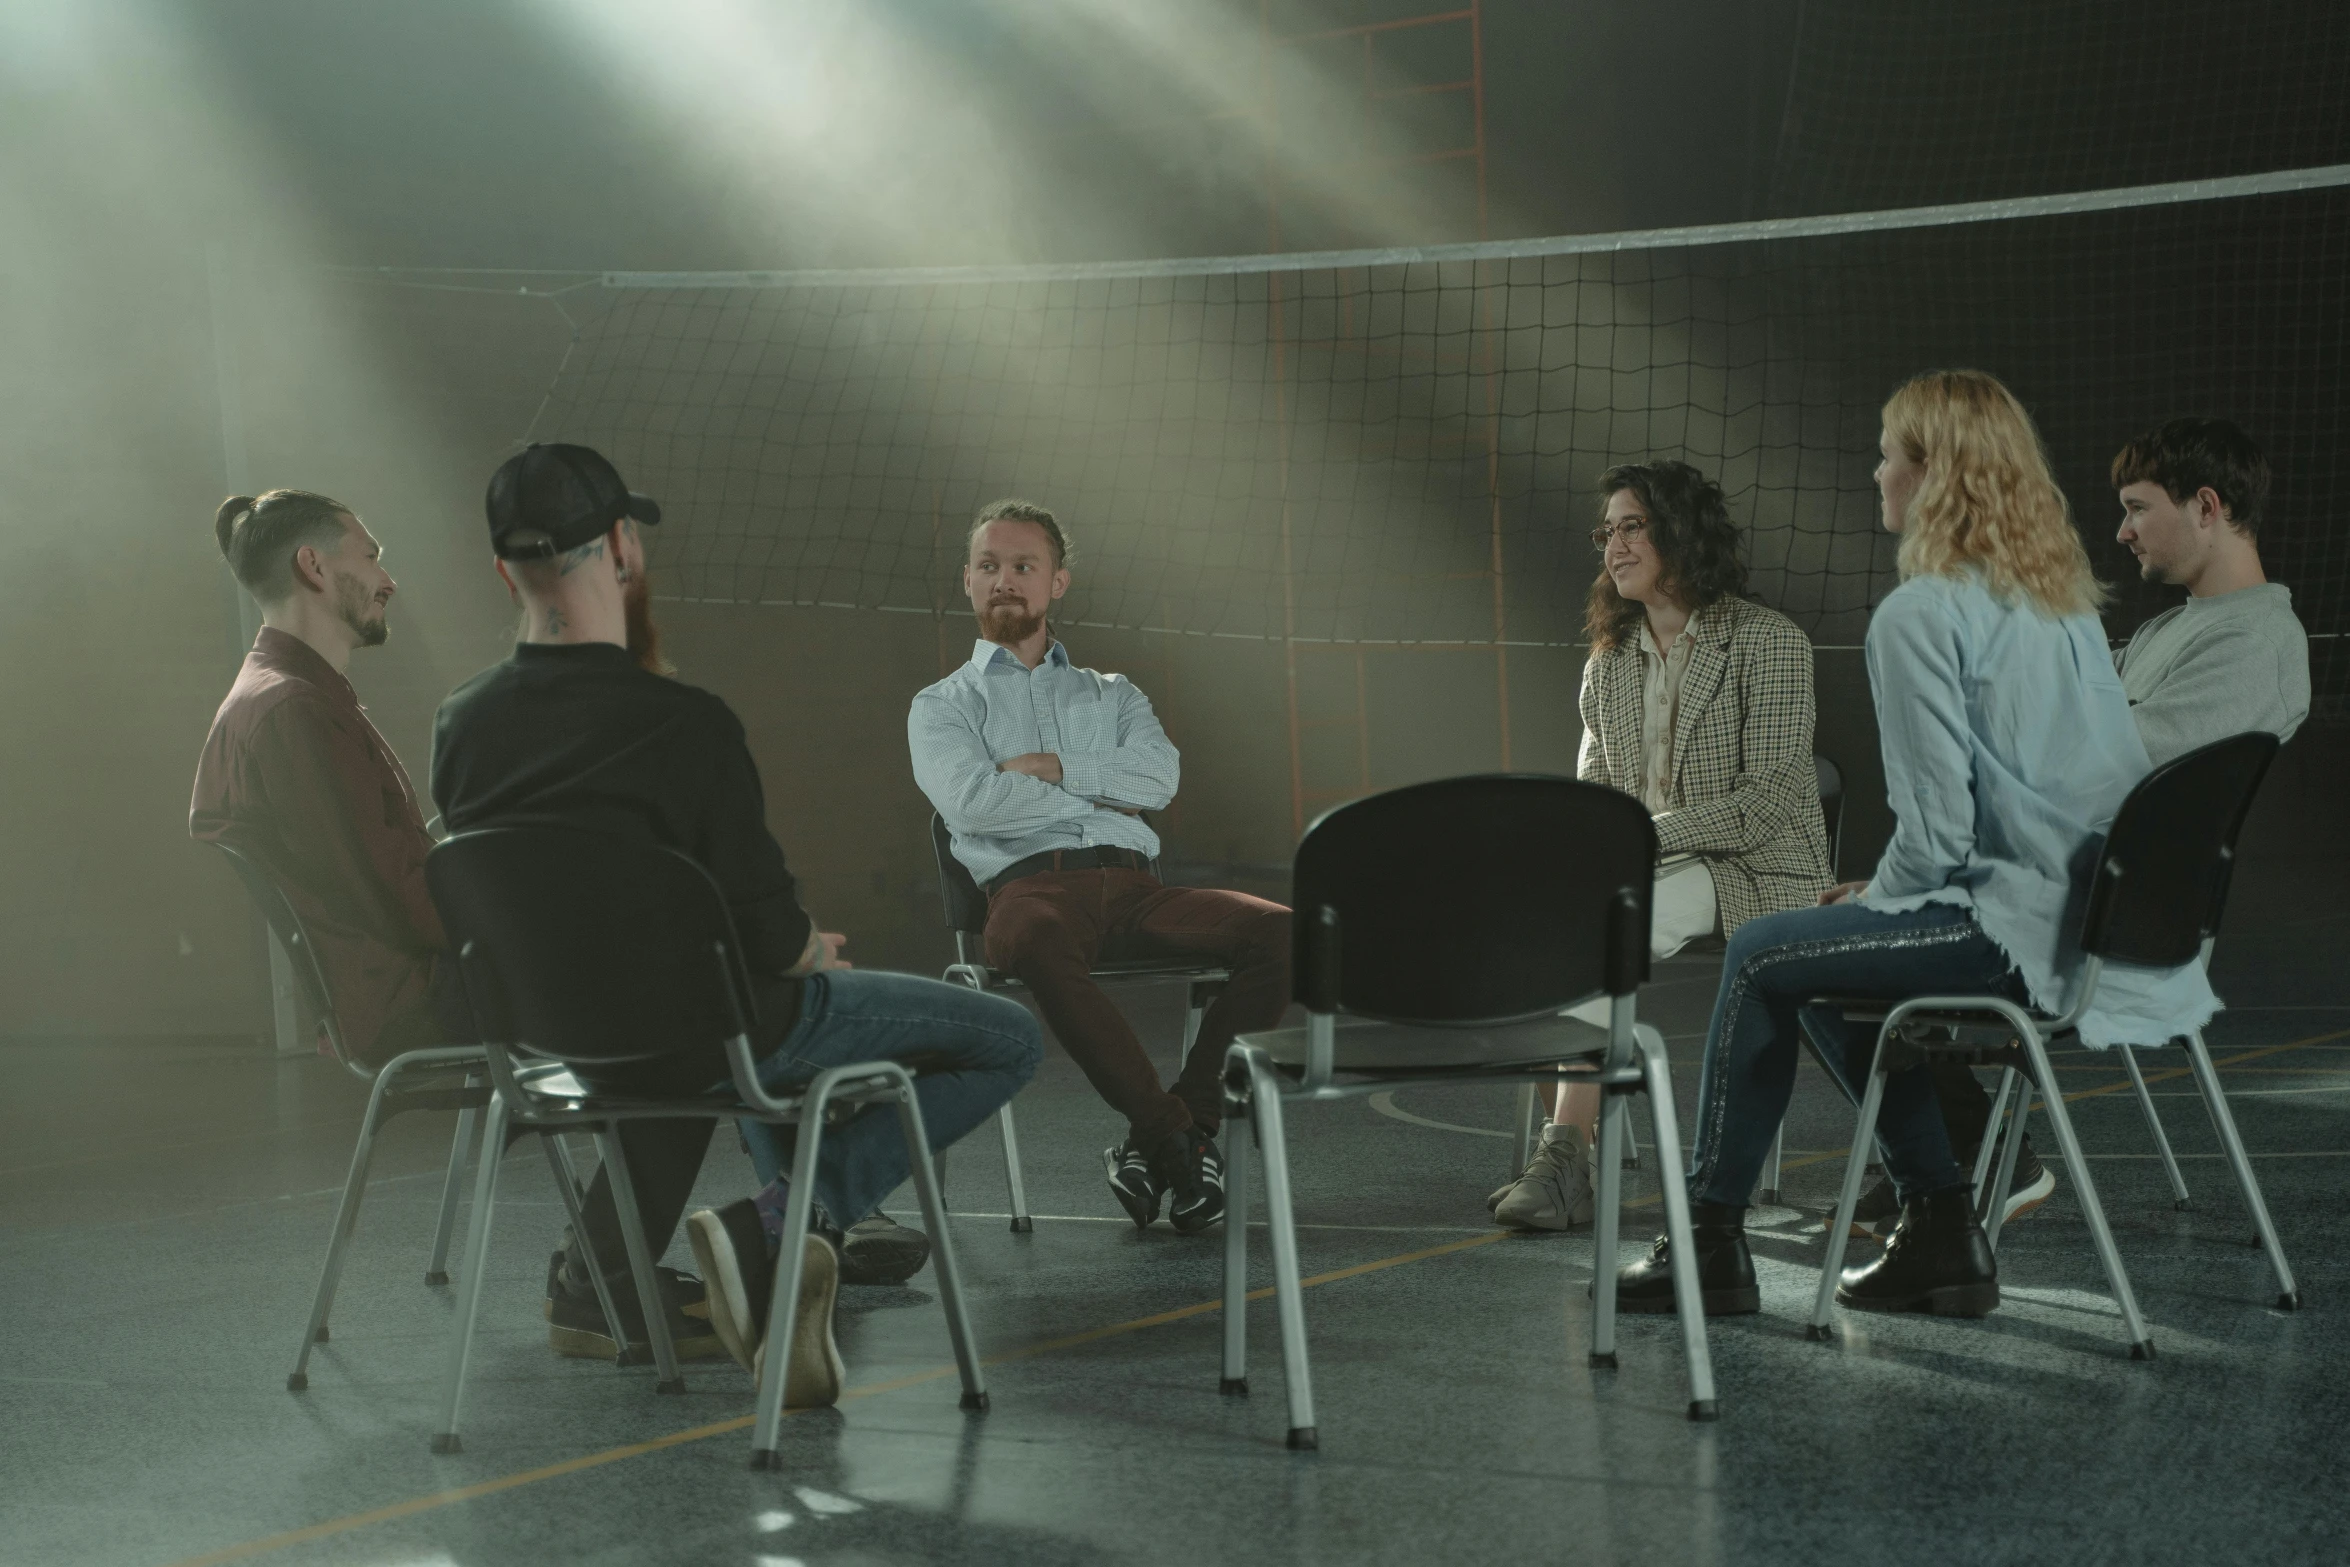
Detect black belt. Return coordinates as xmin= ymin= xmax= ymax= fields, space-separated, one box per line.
xmin=987 ymin=846 xmax=1152 ymax=895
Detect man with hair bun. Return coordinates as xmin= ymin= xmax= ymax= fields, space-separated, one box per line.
xmin=191 ymin=489 xmax=456 ymax=1070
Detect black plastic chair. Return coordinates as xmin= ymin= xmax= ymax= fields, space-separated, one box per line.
xmin=1218 ymin=774 xmax=1717 ymax=1449
xmin=927 ymin=813 xmax=1227 ymax=1231
xmin=210 ymin=843 xmax=491 ymax=1394
xmin=1809 ymin=732 xmax=2296 ymax=1359
xmin=427 ymin=828 xmax=986 ymax=1466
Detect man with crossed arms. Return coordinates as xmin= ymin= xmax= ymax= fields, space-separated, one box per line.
xmin=910 ymin=498 xmax=1291 ymax=1237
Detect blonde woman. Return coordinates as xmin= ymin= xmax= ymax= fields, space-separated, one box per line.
xmin=1490 ymin=460 xmax=1829 ymax=1231
xmin=1613 ymin=370 xmax=2218 ymax=1321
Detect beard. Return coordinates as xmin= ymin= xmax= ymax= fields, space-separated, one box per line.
xmin=625 ymin=567 xmax=673 ymax=675
xmin=976 ymin=599 xmax=1046 ymax=645
xmin=335 ymin=573 xmax=389 ymax=647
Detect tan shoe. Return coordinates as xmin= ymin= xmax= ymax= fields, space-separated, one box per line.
xmin=1493 ymin=1124 xmax=1596 ymax=1231
xmin=751 ymin=1233 xmax=845 ymax=1410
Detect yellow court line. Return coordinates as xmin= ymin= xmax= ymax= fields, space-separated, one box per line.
xmin=162 ymin=1234 xmax=1511 ymax=1567
xmin=162 ymin=1026 xmax=2344 ymax=1567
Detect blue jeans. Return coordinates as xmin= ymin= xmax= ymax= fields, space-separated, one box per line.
xmin=1686 ymin=900 xmax=2026 ymax=1209
xmin=731 ymin=970 xmax=1041 ymax=1229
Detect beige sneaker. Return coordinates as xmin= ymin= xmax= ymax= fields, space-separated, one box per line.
xmin=1493 ymin=1123 xmax=1596 ymax=1230
xmin=746 ymin=1233 xmax=846 ymax=1410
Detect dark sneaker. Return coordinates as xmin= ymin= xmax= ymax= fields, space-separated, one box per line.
xmin=754 ymin=1234 xmax=846 ymax=1410
xmin=687 ymin=1199 xmax=775 ymax=1375
xmin=1157 ymin=1126 xmax=1225 ymax=1235
xmin=1105 ymin=1137 xmax=1164 ymax=1229
xmin=1980 ymin=1138 xmax=2056 ymax=1227
xmin=1836 ymin=1187 xmax=2000 ymax=1316
xmin=544 ymin=1245 xmax=710 ymax=1320
xmin=839 ymin=1215 xmax=931 ymax=1287
xmin=545 ymin=1264 xmax=728 ymax=1361
xmin=1613 ymin=1204 xmax=1760 ymax=1315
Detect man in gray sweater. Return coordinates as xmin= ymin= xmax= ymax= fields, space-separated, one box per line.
xmin=1860 ymin=417 xmax=2313 ymax=1243
xmin=2111 ymin=417 xmax=2310 ymax=763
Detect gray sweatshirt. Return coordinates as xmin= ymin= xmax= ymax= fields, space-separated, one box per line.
xmin=2113 ymin=582 xmax=2310 ymax=766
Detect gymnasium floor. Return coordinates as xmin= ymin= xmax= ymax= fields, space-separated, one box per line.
xmin=5 ymin=871 xmax=2345 ymax=1566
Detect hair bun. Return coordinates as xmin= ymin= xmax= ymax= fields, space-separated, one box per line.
xmin=214 ymin=494 xmax=258 ymax=558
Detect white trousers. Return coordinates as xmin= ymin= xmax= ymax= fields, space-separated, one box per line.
xmin=1566 ymin=857 xmax=1717 ymax=1027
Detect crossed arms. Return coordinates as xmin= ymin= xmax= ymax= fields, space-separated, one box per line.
xmin=908 ymin=676 xmax=1179 ymax=839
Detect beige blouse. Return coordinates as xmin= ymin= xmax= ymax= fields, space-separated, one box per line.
xmin=1635 ymin=621 xmax=1697 ymax=813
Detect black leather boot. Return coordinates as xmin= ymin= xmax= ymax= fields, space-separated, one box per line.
xmin=1614 ymin=1202 xmax=1760 ymax=1316
xmin=1836 ymin=1185 xmax=2000 ymax=1316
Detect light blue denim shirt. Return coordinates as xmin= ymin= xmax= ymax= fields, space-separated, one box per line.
xmin=1859 ymin=573 xmax=2219 ymax=1049
xmin=909 ymin=639 xmax=1179 ymax=884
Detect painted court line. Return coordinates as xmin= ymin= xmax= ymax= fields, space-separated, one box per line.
xmin=160 ymin=1026 xmax=2344 ymax=1567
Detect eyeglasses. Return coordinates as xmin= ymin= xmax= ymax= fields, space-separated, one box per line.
xmin=1590 ymin=518 xmax=1650 ymax=551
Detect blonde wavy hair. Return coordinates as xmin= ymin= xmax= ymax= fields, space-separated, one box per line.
xmin=1882 ymin=369 xmax=2106 ymax=618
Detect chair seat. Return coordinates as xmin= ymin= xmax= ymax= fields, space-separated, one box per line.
xmin=981 ymin=959 xmax=1230 ymax=988
xmin=1237 ymin=1011 xmax=1617 ymax=1080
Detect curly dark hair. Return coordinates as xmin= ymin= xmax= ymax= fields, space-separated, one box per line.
xmin=1583 ymin=460 xmax=1748 ymax=651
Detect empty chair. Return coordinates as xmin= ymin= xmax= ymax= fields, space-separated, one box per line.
xmin=1219 ymin=774 xmax=1718 ymax=1449
xmin=426 ymin=826 xmax=988 ymax=1466
xmin=211 ymin=842 xmax=490 ymax=1394
xmin=927 ymin=812 xmax=1227 ymax=1230
xmin=1810 ymin=733 xmax=2298 ymax=1359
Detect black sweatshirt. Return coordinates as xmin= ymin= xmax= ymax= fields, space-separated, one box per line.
xmin=430 ymin=642 xmax=812 ymax=1031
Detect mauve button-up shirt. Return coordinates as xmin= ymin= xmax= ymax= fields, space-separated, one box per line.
xmin=190 ymin=627 xmax=443 ymax=1066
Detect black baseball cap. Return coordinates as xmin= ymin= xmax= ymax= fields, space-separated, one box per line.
xmin=484 ymin=443 xmax=662 ymax=560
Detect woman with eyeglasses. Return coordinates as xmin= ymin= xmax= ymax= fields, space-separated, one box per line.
xmin=1490 ymin=459 xmax=1831 ymax=1232
xmin=1611 ymin=369 xmax=2219 ymax=1322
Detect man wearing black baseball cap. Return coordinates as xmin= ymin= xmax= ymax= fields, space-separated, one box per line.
xmin=430 ymin=445 xmax=1040 ymax=1402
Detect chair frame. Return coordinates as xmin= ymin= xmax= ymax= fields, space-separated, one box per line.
xmin=1808 ymin=734 xmax=2299 ymax=1358
xmin=210 ymin=843 xmax=492 ymax=1394
xmin=1219 ymin=781 xmax=1719 ymax=1449
xmin=927 ymin=813 xmax=1228 ymax=1230
xmin=431 ymin=835 xmax=988 ymax=1467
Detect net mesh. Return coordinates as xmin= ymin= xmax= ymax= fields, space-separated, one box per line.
xmin=525 ymin=176 xmax=2350 ymax=704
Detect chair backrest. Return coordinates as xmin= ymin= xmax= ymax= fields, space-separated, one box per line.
xmin=929 ymin=813 xmax=990 ymax=936
xmin=1813 ymin=753 xmax=1845 ymax=879
xmin=209 ymin=842 xmax=346 ymax=1063
xmin=426 ymin=827 xmax=754 ymax=1067
xmin=2081 ymin=731 xmax=2279 ymax=968
xmin=1290 ymin=773 xmax=1655 ymax=1026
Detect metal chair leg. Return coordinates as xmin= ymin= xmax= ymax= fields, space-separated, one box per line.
xmin=425 ymin=1080 xmax=484 ymax=1286
xmin=1635 ymin=1024 xmax=1717 ymax=1419
xmin=1972 ymin=1068 xmax=2017 ymax=1204
xmin=432 ymin=1092 xmax=510 ymax=1453
xmin=1588 ymin=1089 xmax=1627 ymax=1369
xmin=539 ymin=1134 xmax=636 ymax=1367
xmin=1220 ymin=1100 xmax=1251 ymax=1396
xmin=2020 ymin=1025 xmax=2154 ymax=1358
xmin=751 ymin=1075 xmax=837 ymax=1468
xmin=2182 ymin=1029 xmax=2299 ymax=1309
xmin=2121 ymin=1044 xmax=2190 ymax=1209
xmin=893 ymin=1080 xmax=989 ymax=1410
xmin=1811 ymin=1044 xmax=1891 ymax=1340
xmin=1758 ymin=1121 xmax=1784 ymax=1205
xmin=1245 ymin=1056 xmax=1316 ymax=1451
xmin=996 ymin=1103 xmax=1033 ymax=1233
xmin=288 ymin=1063 xmax=402 ymax=1391
xmin=1983 ymin=1085 xmax=2032 ymax=1252
xmin=595 ymin=1128 xmax=683 ymax=1394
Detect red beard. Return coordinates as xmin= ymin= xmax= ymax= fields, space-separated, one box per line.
xmin=977 ymin=600 xmax=1045 ymax=645
xmin=625 ymin=570 xmax=672 ymax=675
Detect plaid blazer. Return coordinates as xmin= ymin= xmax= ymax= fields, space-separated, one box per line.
xmin=1576 ymin=594 xmax=1832 ymax=934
